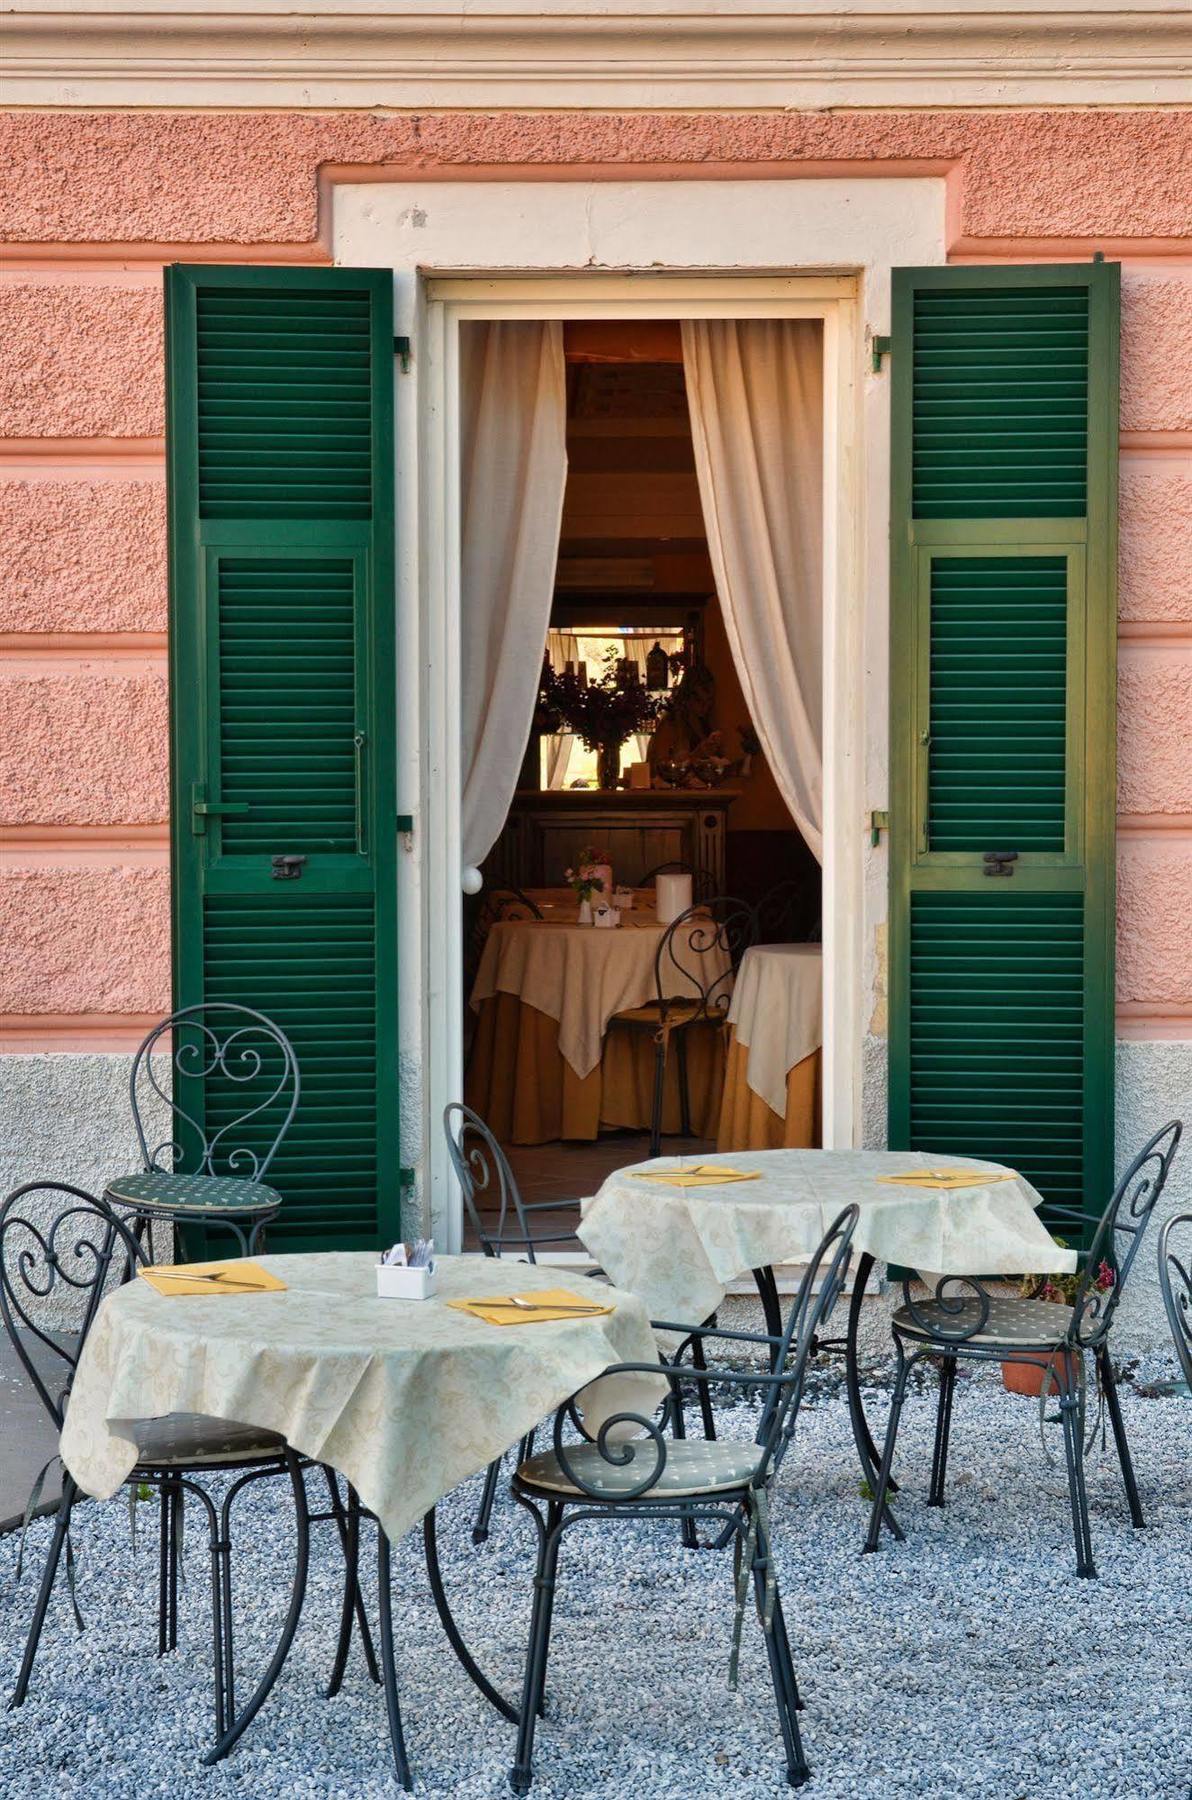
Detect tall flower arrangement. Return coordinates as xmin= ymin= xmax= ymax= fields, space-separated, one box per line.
xmin=537 ymin=648 xmax=669 ymax=787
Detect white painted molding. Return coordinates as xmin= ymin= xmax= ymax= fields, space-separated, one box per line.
xmin=4 ymin=2 xmax=1189 ymax=109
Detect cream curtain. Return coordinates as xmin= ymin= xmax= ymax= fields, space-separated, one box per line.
xmin=681 ymin=320 xmax=824 ymax=861
xmin=545 ymin=629 xmax=580 ymax=788
xmin=624 ymin=636 xmax=653 ymax=766
xmin=460 ymin=321 xmax=568 ymax=869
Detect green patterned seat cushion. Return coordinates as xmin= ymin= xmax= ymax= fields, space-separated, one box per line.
xmin=894 ymin=1295 xmax=1073 ymax=1348
xmin=105 ymin=1171 xmax=281 ymax=1217
xmin=130 ymin=1411 xmax=287 ymax=1468
xmin=517 ymin=1438 xmax=761 ymax=1500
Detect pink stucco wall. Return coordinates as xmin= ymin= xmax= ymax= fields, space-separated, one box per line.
xmin=1 ymin=108 xmax=1189 ymax=1044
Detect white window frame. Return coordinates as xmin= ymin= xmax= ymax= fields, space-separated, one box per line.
xmin=429 ymin=277 xmax=858 ymax=1245
xmin=330 ymin=174 xmax=948 ymax=1247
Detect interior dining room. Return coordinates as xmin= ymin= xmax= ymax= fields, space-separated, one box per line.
xmin=457 ymin=317 xmax=827 ymax=1215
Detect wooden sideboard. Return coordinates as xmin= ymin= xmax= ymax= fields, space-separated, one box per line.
xmin=486 ymin=789 xmax=737 ymax=892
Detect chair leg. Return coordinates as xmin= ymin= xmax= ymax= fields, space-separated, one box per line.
xmin=691 ymin=1333 xmax=718 ymax=1442
xmin=377 ymin=1529 xmax=414 ymax=1791
xmin=769 ymin=1588 xmax=803 ymax=1713
xmin=9 ymin=1476 xmax=79 ymax=1710
xmin=473 ymin=1454 xmax=504 ymax=1545
xmin=927 ymin=1356 xmax=957 ymax=1508
xmin=648 ymin=1038 xmax=667 ymax=1158
xmin=157 ymin=1481 xmax=172 ymax=1655
xmin=157 ymin=1478 xmax=182 ymax=1654
xmin=510 ymin=1506 xmax=563 ymax=1795
xmin=1099 ymin=1346 xmax=1144 ymax=1528
xmin=1059 ymin=1375 xmax=1096 ymax=1578
xmin=675 ymin=1032 xmax=693 ymax=1139
xmin=752 ymin=1521 xmax=809 ymax=1786
xmin=864 ymin=1345 xmax=912 ymax=1554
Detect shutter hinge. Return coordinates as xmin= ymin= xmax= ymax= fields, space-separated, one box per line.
xmin=871 ymin=334 xmax=892 ymax=373
xmin=394 ymin=336 xmax=412 ymax=373
xmin=398 ymin=1167 xmax=416 ymax=1191
xmin=869 ymin=809 xmax=890 ymax=847
xmin=396 ymin=813 xmax=414 ymax=850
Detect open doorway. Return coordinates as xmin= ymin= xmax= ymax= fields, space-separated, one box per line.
xmin=457 ymin=317 xmax=824 ymax=1229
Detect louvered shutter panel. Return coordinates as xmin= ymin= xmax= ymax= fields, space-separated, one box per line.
xmin=166 ymin=266 xmax=400 ymax=1253
xmin=888 ymin=264 xmax=1118 ymax=1242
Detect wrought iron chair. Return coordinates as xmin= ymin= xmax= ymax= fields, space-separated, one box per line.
xmin=863 ymin=1120 xmax=1182 ymax=1577
xmin=753 ymin=878 xmax=821 ymax=947
xmin=1158 ymin=1210 xmax=1191 ymax=1387
xmin=0 ymin=1181 xmax=312 ymax=1760
xmin=444 ymin=1102 xmax=594 ymax=1544
xmin=507 ymin=1204 xmax=859 ymax=1794
xmin=606 ymin=893 xmax=756 ymax=1156
xmin=104 ymin=1002 xmax=300 ymax=1259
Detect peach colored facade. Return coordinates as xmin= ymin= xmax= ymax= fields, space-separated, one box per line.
xmin=3 ymin=106 xmax=1190 ymax=1056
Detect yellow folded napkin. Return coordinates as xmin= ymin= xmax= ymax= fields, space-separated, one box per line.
xmin=629 ymin=1165 xmax=762 ymax=1189
xmin=877 ymin=1169 xmax=1016 ymax=1191
xmin=447 ymin=1288 xmax=613 ymax=1326
xmin=138 ymin=1259 xmax=287 ymax=1296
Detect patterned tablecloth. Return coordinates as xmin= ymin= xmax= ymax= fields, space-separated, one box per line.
xmin=579 ymin=1148 xmax=1079 ymax=1325
xmin=59 ymin=1253 xmax=660 ymax=1546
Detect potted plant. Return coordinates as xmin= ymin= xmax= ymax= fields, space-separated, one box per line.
xmin=1001 ymin=1249 xmax=1115 ymax=1396
xmin=539 ymin=650 xmax=668 ymax=790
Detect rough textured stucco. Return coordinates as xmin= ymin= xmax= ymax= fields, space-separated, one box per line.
xmin=0 ymin=283 xmax=162 ymax=438
xmin=1116 ymin=840 xmax=1192 ymax=1008
xmin=1120 ymin=273 xmax=1192 ymax=434
xmin=1 ymin=110 xmax=1189 ymax=247
xmin=0 ymin=670 xmax=168 ymax=825
xmin=1117 ymin=649 xmax=1192 ymax=818
xmin=0 ymin=868 xmax=170 ymax=1014
xmin=1118 ymin=460 xmax=1192 ymax=625
xmin=0 ymin=1054 xmax=163 ymax=1212
xmin=0 ymin=479 xmax=167 ymax=634
xmin=1113 ymin=1041 xmax=1192 ymax=1358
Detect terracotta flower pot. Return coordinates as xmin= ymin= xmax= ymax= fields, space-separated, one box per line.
xmin=1001 ymin=1350 xmax=1078 ymax=1397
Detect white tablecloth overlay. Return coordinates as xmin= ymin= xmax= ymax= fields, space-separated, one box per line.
xmin=579 ymin=1149 xmax=1079 ymax=1327
xmin=470 ymin=914 xmax=733 ymax=1081
xmin=726 ymin=943 xmax=823 ymax=1116
xmin=59 ymin=1254 xmax=661 ymax=1547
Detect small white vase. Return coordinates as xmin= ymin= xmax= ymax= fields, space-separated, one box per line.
xmin=577 ymin=898 xmax=593 ymax=925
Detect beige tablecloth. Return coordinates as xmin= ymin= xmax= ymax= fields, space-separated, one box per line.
xmin=726 ymin=944 xmax=822 ymax=1118
xmin=470 ymin=913 xmax=733 ymax=1081
xmin=59 ymin=1253 xmax=660 ymax=1548
xmin=578 ymin=1149 xmax=1079 ymax=1326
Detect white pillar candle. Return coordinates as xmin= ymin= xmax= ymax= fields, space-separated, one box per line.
xmin=655 ymin=872 xmax=693 ymax=923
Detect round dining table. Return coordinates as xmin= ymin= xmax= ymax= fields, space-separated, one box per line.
xmin=467 ymin=899 xmax=731 ymax=1144
xmin=578 ymin=1147 xmax=1079 ymax=1534
xmin=59 ymin=1251 xmax=660 ymax=1784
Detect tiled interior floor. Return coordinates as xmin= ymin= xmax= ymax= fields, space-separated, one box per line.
xmin=468 ymin=1131 xmax=714 ymax=1249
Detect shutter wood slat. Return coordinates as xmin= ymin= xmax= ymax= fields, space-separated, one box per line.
xmin=889 ymin=263 xmax=1118 ymax=1243
xmin=168 ymin=265 xmax=400 ymax=1255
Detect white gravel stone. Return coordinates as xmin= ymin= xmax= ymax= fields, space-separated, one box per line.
xmin=1 ymin=1360 xmax=1188 ymax=1799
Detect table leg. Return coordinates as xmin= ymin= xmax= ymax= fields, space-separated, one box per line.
xmin=423 ymin=1506 xmax=520 ymax=1724
xmin=843 ymin=1252 xmax=903 ymax=1543
xmin=751 ymin=1266 xmax=784 ymax=1370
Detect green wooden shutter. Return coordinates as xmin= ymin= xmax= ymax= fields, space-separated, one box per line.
xmin=166 ymin=266 xmax=400 ymax=1253
xmin=888 ymin=263 xmax=1118 ymax=1243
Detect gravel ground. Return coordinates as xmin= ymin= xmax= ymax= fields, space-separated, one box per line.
xmin=2 ymin=1358 xmax=1189 ymax=1800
